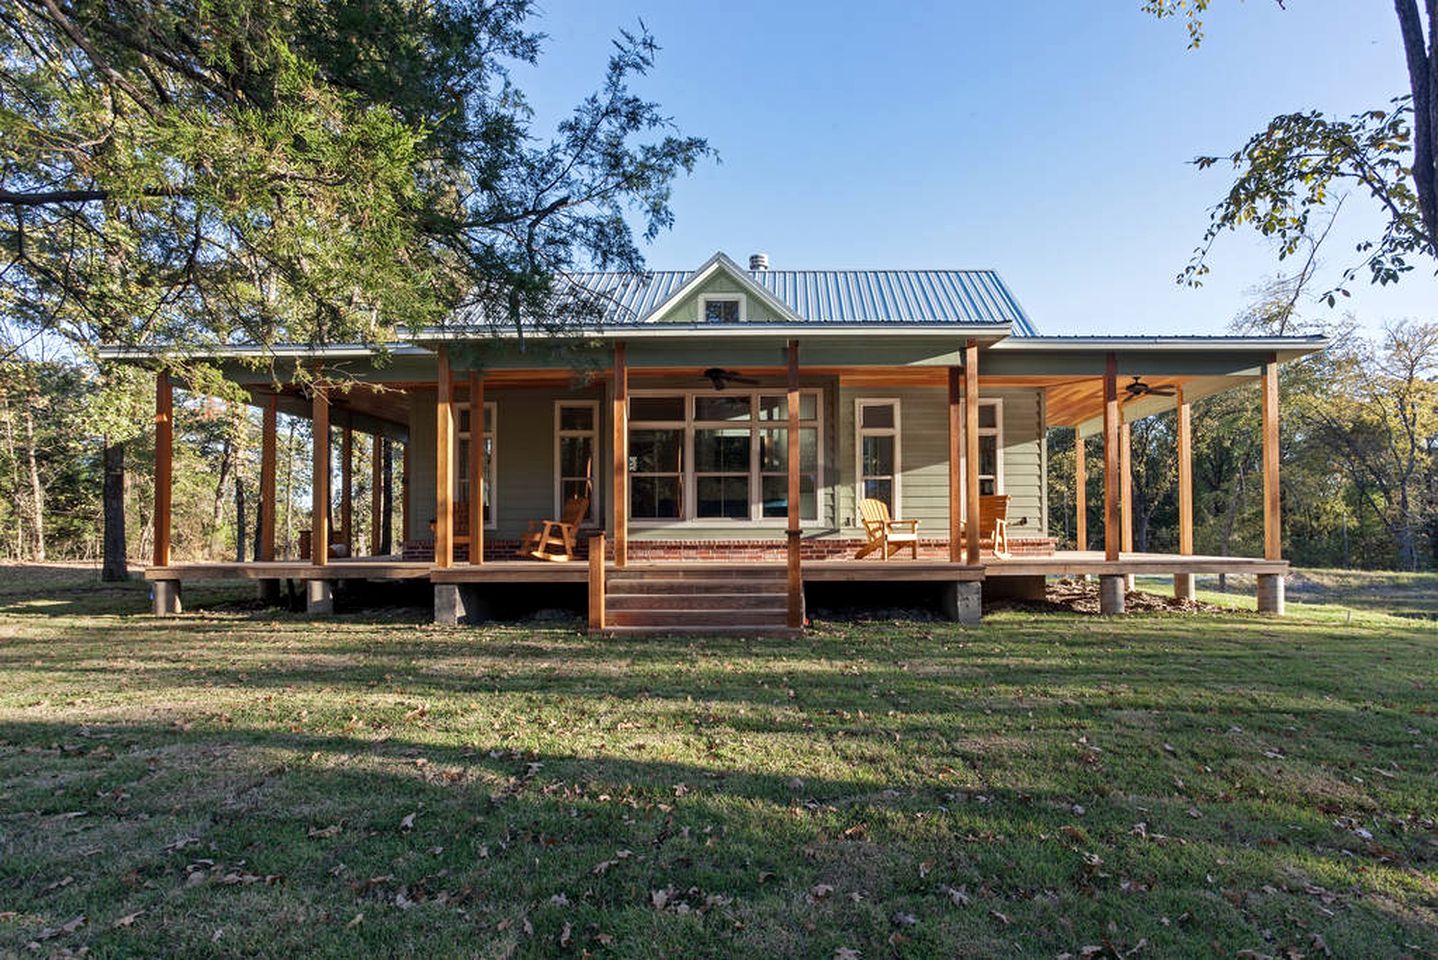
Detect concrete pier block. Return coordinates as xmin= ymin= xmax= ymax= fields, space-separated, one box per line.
xmin=1173 ymin=573 xmax=1195 ymax=602
xmin=1257 ymin=574 xmax=1285 ymax=615
xmin=1099 ymin=575 xmax=1126 ymax=614
xmin=306 ymin=579 xmax=335 ymax=615
xmin=941 ymin=581 xmax=982 ymax=625
xmin=152 ymin=580 xmax=182 ymax=616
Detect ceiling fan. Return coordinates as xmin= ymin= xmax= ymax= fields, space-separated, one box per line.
xmin=702 ymin=367 xmax=759 ymax=390
xmin=1123 ymin=376 xmax=1176 ymax=401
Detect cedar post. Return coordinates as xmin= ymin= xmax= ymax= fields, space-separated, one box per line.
xmin=786 ymin=339 xmax=803 ymax=628
xmin=468 ymin=371 xmax=484 ymax=564
xmin=1073 ymin=429 xmax=1087 ymax=552
xmin=588 ymin=533 xmax=606 ymax=630
xmin=401 ymin=442 xmax=411 ymax=549
xmin=311 ymin=378 xmax=330 ymax=567
xmin=1261 ymin=356 xmax=1281 ymax=560
xmin=259 ymin=393 xmax=277 ymax=561
xmin=369 ymin=432 xmax=382 ymax=556
xmin=612 ymin=343 xmax=628 ymax=568
xmin=1102 ymin=354 xmax=1120 ymax=562
xmin=340 ymin=422 xmax=353 ymax=552
xmin=963 ymin=340 xmax=981 ymax=565
xmin=947 ymin=366 xmax=963 ymax=562
xmin=1119 ymin=419 xmax=1133 ymax=554
xmin=153 ymin=370 xmax=173 ymax=568
xmin=1174 ymin=386 xmax=1195 ymax=600
xmin=434 ymin=346 xmax=454 ymax=568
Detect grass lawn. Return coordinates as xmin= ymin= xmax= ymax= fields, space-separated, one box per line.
xmin=0 ymin=565 xmax=1435 ymax=958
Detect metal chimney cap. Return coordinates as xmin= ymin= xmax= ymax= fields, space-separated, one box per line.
xmin=748 ymin=252 xmax=769 ymax=271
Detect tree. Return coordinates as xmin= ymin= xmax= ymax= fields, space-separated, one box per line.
xmin=1143 ymin=1 xmax=1437 ymax=299
xmin=1 ymin=0 xmax=709 ymax=572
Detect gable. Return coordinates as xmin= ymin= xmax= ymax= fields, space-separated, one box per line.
xmin=649 ymin=270 xmax=787 ymax=324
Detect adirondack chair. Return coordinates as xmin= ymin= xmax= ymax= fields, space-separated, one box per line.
xmin=855 ymin=498 xmax=919 ymax=560
xmin=959 ymin=493 xmax=1012 ymax=559
xmin=517 ymin=493 xmax=591 ymax=562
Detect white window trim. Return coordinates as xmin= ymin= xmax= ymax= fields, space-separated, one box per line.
xmin=628 ymin=388 xmax=824 ymax=526
xmin=854 ymin=398 xmax=902 ymax=522
xmin=698 ymin=293 xmax=747 ymax=323
xmin=554 ymin=400 xmax=600 ymax=525
xmin=956 ymin=397 xmax=1005 ymax=514
xmin=455 ymin=400 xmax=497 ymax=530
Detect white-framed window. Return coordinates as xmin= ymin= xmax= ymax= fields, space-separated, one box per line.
xmin=698 ymin=293 xmax=745 ymax=323
xmin=455 ymin=401 xmax=496 ymax=529
xmin=628 ymin=389 xmax=821 ymax=524
xmin=973 ymin=399 xmax=1004 ymax=497
xmin=855 ymin=398 xmax=901 ymax=517
xmin=554 ymin=401 xmax=599 ymax=524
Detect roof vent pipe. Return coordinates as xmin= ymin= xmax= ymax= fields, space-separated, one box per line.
xmin=749 ymin=252 xmax=769 ymax=271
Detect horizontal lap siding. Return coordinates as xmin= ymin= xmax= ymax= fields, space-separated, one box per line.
xmin=837 ymin=386 xmax=1046 ymax=538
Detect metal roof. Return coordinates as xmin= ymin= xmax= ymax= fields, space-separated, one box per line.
xmin=554 ymin=266 xmax=1036 ymax=334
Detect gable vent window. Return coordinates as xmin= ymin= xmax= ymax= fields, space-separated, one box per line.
xmin=701 ymin=295 xmax=743 ymax=323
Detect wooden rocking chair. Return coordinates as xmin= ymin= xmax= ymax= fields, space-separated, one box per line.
xmin=854 ymin=498 xmax=919 ymax=560
xmin=518 ymin=490 xmax=591 ymax=562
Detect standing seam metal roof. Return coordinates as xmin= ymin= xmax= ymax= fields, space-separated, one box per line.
xmin=558 ymin=268 xmax=1037 ymax=334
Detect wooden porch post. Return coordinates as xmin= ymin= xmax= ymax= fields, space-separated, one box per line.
xmin=1120 ymin=419 xmax=1133 ymax=553
xmin=340 ymin=422 xmax=353 ymax=553
xmin=369 ymin=431 xmax=382 ymax=556
xmin=1261 ymin=356 xmax=1281 ymax=560
xmin=947 ymin=366 xmax=962 ymax=562
xmin=1073 ymin=429 xmax=1086 ymax=551
xmin=153 ymin=370 xmax=173 ymax=568
xmin=613 ymin=342 xmax=628 ymax=568
xmin=434 ymin=346 xmax=454 ymax=568
xmin=401 ymin=442 xmax=411 ymax=550
xmin=963 ymin=340 xmax=981 ymax=565
xmin=311 ymin=379 xmax=330 ymax=567
xmin=468 ymin=370 xmax=484 ymax=565
xmin=1174 ymin=387 xmax=1195 ymax=599
xmin=1102 ymin=354 xmax=1120 ymax=562
xmin=259 ymin=393 xmax=277 ymax=561
xmin=787 ymin=339 xmax=803 ymax=628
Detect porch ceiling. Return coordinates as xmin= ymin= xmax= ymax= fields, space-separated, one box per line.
xmin=255 ymin=382 xmax=412 ymax=441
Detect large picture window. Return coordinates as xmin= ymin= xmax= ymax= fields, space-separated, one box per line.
xmin=628 ymin=390 xmax=821 ymax=523
xmin=456 ymin=402 xmax=496 ymax=528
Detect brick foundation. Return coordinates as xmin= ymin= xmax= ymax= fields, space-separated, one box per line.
xmin=402 ymin=536 xmax=1057 ymax=563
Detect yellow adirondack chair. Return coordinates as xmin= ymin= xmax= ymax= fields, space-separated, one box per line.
xmin=855 ymin=498 xmax=919 ymax=560
xmin=518 ymin=494 xmax=591 ymax=562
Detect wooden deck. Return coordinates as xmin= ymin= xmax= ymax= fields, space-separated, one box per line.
xmin=987 ymin=551 xmax=1289 ymax=577
xmin=146 ymin=559 xmax=432 ymax=580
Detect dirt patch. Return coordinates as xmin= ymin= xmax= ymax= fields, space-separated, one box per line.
xmin=988 ymin=578 xmax=1222 ymax=615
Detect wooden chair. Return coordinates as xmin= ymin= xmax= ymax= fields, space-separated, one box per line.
xmin=855 ymin=498 xmax=919 ymax=560
xmin=518 ymin=493 xmax=591 ymax=562
xmin=960 ymin=494 xmax=1012 ymax=559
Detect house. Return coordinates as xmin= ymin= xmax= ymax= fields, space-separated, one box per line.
xmin=116 ymin=252 xmax=1325 ymax=630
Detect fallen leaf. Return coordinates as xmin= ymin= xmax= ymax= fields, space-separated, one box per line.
xmin=990 ymin=909 xmax=1010 ymax=926
xmin=918 ymin=859 xmax=935 ymax=878
xmin=308 ymin=823 xmax=342 ymax=839
xmin=43 ymin=876 xmax=74 ymax=893
xmin=809 ymin=883 xmax=834 ymax=900
xmin=346 ymin=913 xmax=363 ymax=929
xmin=944 ymin=884 xmax=971 ymax=906
xmin=559 ymin=921 xmax=572 ymax=947
xmin=400 ymin=812 xmax=417 ymax=830
xmin=112 ymin=911 xmax=143 ymax=929
xmin=834 ymin=949 xmax=861 ymax=960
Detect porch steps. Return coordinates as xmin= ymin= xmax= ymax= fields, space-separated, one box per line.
xmin=601 ymin=565 xmax=797 ymax=635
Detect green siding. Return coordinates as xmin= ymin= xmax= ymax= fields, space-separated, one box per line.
xmin=835 ymin=387 xmax=1046 ymax=538
xmin=650 ymin=270 xmax=786 ymax=324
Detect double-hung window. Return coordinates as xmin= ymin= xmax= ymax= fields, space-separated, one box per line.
xmin=555 ymin=401 xmax=598 ymax=523
xmin=856 ymin=399 xmax=900 ymax=515
xmin=628 ymin=390 xmax=821 ymax=523
xmin=975 ymin=399 xmax=1003 ymax=496
xmin=456 ymin=401 xmax=496 ymax=528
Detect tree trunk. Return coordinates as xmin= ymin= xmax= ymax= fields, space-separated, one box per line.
xmin=101 ymin=439 xmax=128 ymax=580
xmin=234 ymin=475 xmax=247 ymax=562
xmin=21 ymin=398 xmax=44 ymax=561
xmin=380 ymin=437 xmax=393 ymax=555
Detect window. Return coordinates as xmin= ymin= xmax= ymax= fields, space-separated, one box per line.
xmin=555 ymin=401 xmax=599 ymax=523
xmin=628 ymin=390 xmax=821 ymax=523
xmin=456 ymin=402 xmax=496 ymax=528
xmin=699 ymin=294 xmax=744 ymax=323
xmin=975 ymin=399 xmax=1003 ymax=496
xmin=856 ymin=399 xmax=900 ymax=516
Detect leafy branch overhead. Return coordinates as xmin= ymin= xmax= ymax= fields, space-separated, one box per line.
xmin=0 ymin=0 xmax=711 ymax=358
xmin=1143 ymin=1 xmax=1437 ymax=299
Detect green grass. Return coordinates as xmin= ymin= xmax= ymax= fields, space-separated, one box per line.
xmin=1 ymin=564 xmax=1435 ymax=959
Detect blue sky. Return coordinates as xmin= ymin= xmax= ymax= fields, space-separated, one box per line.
xmin=513 ymin=1 xmax=1436 ymax=337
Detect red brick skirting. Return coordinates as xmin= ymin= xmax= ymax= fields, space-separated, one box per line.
xmin=402 ymin=536 xmax=1057 ymax=563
